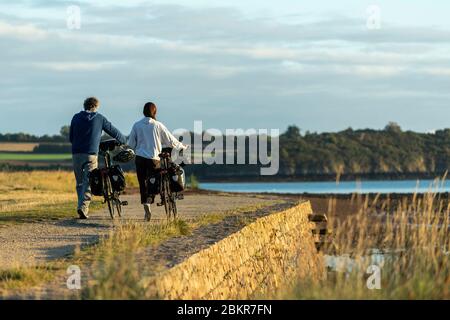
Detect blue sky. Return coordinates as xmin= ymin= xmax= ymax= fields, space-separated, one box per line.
xmin=1 ymin=0 xmax=450 ymax=135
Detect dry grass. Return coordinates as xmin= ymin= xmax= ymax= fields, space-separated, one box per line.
xmin=0 ymin=265 xmax=56 ymax=291
xmin=286 ymin=178 xmax=450 ymax=300
xmin=0 ymin=143 xmax=38 ymax=152
xmin=0 ymin=171 xmax=136 ymax=225
xmin=0 ymin=171 xmax=77 ymax=224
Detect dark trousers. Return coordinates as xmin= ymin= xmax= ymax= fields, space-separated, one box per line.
xmin=135 ymin=156 xmax=160 ymax=204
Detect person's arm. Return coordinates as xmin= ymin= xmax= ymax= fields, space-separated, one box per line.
xmin=102 ymin=116 xmax=127 ymax=145
xmin=127 ymin=125 xmax=137 ymax=150
xmin=159 ymin=123 xmax=187 ymax=150
xmin=69 ymin=118 xmax=74 ymax=144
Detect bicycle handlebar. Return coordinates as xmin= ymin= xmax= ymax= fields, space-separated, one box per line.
xmin=99 ymin=139 xmax=122 ymax=152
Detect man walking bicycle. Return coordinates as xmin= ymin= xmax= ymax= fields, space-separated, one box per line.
xmin=70 ymin=97 xmax=127 ymax=219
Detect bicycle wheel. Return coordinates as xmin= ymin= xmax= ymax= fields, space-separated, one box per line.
xmin=104 ymin=176 xmax=115 ymax=220
xmin=171 ymin=194 xmax=178 ymax=220
xmin=162 ymin=177 xmax=172 ymax=220
xmin=113 ymin=195 xmax=122 ymax=218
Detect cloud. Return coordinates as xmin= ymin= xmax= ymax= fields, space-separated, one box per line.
xmin=0 ymin=1 xmax=450 ymax=135
xmin=32 ymin=60 xmax=128 ymax=71
xmin=0 ymin=20 xmax=47 ymax=40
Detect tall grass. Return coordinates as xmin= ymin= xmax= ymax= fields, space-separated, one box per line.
xmin=188 ymin=174 xmax=199 ymax=190
xmin=287 ymin=178 xmax=450 ymax=299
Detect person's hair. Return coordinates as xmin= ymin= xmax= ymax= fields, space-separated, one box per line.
xmin=143 ymin=102 xmax=157 ymax=119
xmin=84 ymin=97 xmax=100 ymax=111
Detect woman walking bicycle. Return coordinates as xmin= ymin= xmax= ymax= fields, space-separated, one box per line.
xmin=127 ymin=102 xmax=188 ymax=221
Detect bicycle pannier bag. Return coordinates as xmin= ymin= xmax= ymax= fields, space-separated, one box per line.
xmin=147 ymin=174 xmax=160 ymax=195
xmin=109 ymin=165 xmax=126 ymax=192
xmin=89 ymin=168 xmax=104 ymax=196
xmin=170 ymin=167 xmax=185 ymax=193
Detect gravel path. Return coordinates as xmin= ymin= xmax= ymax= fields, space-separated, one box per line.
xmin=0 ymin=192 xmax=280 ymax=270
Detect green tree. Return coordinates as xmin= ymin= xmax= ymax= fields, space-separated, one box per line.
xmin=285 ymin=125 xmax=301 ymax=139
xmin=60 ymin=125 xmax=71 ymax=140
xmin=385 ymin=122 xmax=402 ymax=133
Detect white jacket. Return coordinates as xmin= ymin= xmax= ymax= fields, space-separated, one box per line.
xmin=128 ymin=117 xmax=186 ymax=160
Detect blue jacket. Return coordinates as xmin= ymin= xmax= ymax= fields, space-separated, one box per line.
xmin=70 ymin=111 xmax=127 ymax=155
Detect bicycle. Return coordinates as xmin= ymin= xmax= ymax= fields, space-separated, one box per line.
xmin=156 ymin=147 xmax=185 ymax=221
xmin=84 ymin=140 xmax=130 ymax=220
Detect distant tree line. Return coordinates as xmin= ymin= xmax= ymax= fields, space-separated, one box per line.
xmin=33 ymin=143 xmax=71 ymax=154
xmin=277 ymin=123 xmax=450 ymax=177
xmin=185 ymin=122 xmax=450 ymax=180
xmin=0 ymin=126 xmax=70 ymax=143
xmin=1 ymin=123 xmax=449 ymax=179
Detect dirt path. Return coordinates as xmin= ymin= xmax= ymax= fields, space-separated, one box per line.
xmin=0 ymin=193 xmax=284 ymax=270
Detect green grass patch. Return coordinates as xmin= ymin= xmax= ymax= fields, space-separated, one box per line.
xmin=0 ymin=201 xmax=103 ymax=226
xmin=0 ymin=153 xmax=71 ymax=161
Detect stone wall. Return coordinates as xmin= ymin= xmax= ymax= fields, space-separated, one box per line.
xmin=154 ymin=201 xmax=324 ymax=300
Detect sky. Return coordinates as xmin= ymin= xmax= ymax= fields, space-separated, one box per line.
xmin=1 ymin=0 xmax=450 ymax=135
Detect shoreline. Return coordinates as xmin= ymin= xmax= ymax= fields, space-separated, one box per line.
xmin=0 ymin=163 xmax=447 ymax=182
xmin=185 ymin=189 xmax=449 ymax=198
xmin=192 ymin=172 xmax=448 ymax=183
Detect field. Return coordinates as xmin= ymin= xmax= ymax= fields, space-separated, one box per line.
xmin=0 ymin=142 xmax=71 ymax=164
xmin=0 ymin=171 xmax=448 ymax=300
xmin=0 ymin=171 xmax=77 ymax=223
xmin=0 ymin=153 xmax=71 ymax=161
xmin=0 ymin=171 xmax=139 ymax=224
xmin=0 ymin=143 xmax=39 ymax=152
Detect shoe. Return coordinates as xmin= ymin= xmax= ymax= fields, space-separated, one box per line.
xmin=77 ymin=209 xmax=89 ymax=219
xmin=143 ymin=204 xmax=151 ymax=222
